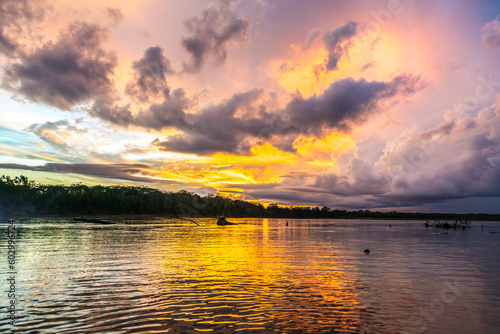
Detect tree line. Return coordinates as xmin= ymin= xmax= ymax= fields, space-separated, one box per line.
xmin=1 ymin=175 xmax=499 ymax=220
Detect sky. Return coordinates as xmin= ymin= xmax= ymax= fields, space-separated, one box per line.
xmin=1 ymin=0 xmax=500 ymax=213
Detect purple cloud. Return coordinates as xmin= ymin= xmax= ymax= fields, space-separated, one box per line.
xmin=181 ymin=0 xmax=250 ymax=72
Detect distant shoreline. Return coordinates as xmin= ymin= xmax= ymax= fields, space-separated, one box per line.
xmin=2 ymin=213 xmax=500 ymax=222
xmin=2 ymin=176 xmax=500 ymax=221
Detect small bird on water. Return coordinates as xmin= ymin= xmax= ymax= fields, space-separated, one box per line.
xmin=363 ymin=249 xmax=370 ymax=254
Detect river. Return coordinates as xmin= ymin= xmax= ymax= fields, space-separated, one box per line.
xmin=1 ymin=218 xmax=499 ymax=333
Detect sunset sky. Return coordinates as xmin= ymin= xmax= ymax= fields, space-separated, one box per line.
xmin=2 ymin=0 xmax=500 ymax=213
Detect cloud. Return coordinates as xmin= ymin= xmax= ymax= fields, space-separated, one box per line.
xmin=134 ymin=88 xmax=191 ymax=130
xmin=224 ymin=99 xmax=500 ymax=211
xmin=304 ymin=100 xmax=500 ymax=208
xmin=0 ymin=0 xmax=46 ymax=56
xmin=155 ymin=133 xmax=241 ymax=155
xmin=0 ymin=162 xmax=155 ymax=183
xmin=356 ymin=136 xmax=385 ymax=162
xmin=286 ymin=74 xmax=423 ymax=135
xmin=379 ymin=104 xmax=500 ymax=202
xmin=322 ymin=20 xmax=358 ymax=71
xmin=136 ymin=30 xmax=152 ymax=38
xmin=301 ymin=28 xmax=320 ymax=50
xmin=125 ymin=46 xmax=174 ymax=104
xmin=482 ymin=15 xmax=500 ymax=48
xmin=154 ymin=88 xmax=269 ymax=154
xmin=89 ymin=46 xmax=186 ymax=128
xmin=0 ymin=2 xmax=422 ymax=160
xmin=181 ymin=0 xmax=250 ymax=72
xmin=315 ymin=157 xmax=391 ymax=196
xmin=27 ymin=120 xmax=87 ymax=150
xmin=2 ymin=21 xmax=117 ymax=110
xmin=90 ymin=95 xmax=134 ymax=126
xmin=361 ymin=62 xmax=376 ymax=72
xmin=150 ymin=74 xmax=422 ymax=155
xmin=89 ymin=87 xmax=190 ymax=130
xmin=106 ymin=8 xmax=123 ymax=26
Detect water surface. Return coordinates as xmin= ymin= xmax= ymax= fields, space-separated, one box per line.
xmin=1 ymin=218 xmax=499 ymax=333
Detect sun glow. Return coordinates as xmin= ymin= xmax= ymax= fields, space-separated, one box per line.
xmin=149 ymin=133 xmax=356 ymax=189
xmin=274 ymin=48 xmax=345 ymax=98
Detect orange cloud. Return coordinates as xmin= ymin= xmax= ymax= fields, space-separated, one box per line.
xmin=149 ymin=133 xmax=355 ymax=190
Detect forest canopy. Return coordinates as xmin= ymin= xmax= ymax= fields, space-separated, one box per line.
xmin=1 ymin=175 xmax=499 ymax=220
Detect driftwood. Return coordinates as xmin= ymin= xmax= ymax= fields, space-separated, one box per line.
xmin=73 ymin=217 xmax=115 ymax=224
xmin=161 ymin=214 xmax=200 ymax=226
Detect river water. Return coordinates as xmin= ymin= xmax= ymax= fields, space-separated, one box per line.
xmin=1 ymin=218 xmax=499 ymax=333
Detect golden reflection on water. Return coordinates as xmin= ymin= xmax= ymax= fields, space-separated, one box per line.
xmin=146 ymin=218 xmax=368 ymax=332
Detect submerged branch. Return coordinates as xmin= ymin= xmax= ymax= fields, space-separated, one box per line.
xmin=161 ymin=214 xmax=200 ymax=226
xmin=426 ymin=218 xmax=472 ymax=230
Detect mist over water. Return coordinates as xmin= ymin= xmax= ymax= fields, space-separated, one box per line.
xmin=1 ymin=218 xmax=499 ymax=333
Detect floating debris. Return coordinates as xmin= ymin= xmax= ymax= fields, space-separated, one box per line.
xmin=73 ymin=217 xmax=115 ymax=224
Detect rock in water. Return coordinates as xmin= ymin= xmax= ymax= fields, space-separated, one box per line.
xmin=363 ymin=249 xmax=370 ymax=254
xmin=216 ymin=217 xmax=235 ymax=226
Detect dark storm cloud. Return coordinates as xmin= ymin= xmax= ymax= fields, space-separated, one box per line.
xmin=91 ymin=46 xmax=186 ymax=129
xmin=90 ymin=87 xmax=191 ymax=131
xmin=0 ymin=163 xmax=154 ymax=182
xmin=154 ymin=88 xmax=271 ymax=154
xmin=181 ymin=0 xmax=250 ymax=72
xmin=125 ymin=46 xmax=174 ymax=103
xmin=90 ymin=96 xmax=134 ymax=126
xmin=155 ymin=133 xmax=242 ymax=155
xmin=134 ymin=88 xmax=191 ymax=130
xmin=152 ymin=74 xmax=421 ymax=155
xmin=323 ymin=20 xmax=358 ymax=71
xmin=286 ymin=74 xmax=422 ymax=134
xmin=2 ymin=21 xmax=117 ymax=110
